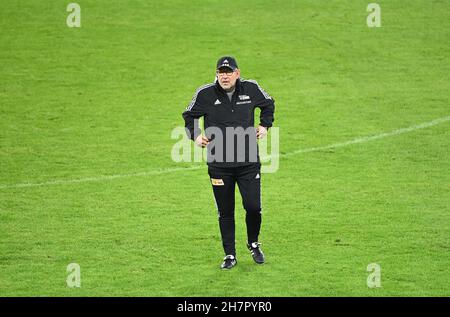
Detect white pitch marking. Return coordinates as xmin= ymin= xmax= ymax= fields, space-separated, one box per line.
xmin=0 ymin=166 xmax=202 ymax=189
xmin=1 ymin=115 xmax=449 ymax=190
xmin=272 ymin=115 xmax=450 ymax=159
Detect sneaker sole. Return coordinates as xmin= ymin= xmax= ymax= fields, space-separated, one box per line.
xmin=221 ymin=265 xmax=237 ymax=270
xmin=220 ymin=262 xmax=237 ymax=269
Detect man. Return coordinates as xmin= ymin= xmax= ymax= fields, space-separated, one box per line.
xmin=182 ymin=56 xmax=275 ymax=269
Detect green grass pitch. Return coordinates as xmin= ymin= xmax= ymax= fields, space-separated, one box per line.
xmin=1 ymin=0 xmax=449 ymax=296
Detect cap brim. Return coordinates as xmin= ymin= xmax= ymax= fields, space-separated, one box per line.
xmin=217 ymin=64 xmax=236 ymax=71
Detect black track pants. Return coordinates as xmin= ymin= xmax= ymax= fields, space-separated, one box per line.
xmin=208 ymin=164 xmax=262 ymax=256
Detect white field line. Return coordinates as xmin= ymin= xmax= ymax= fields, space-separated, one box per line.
xmin=1 ymin=116 xmax=449 ymax=190
xmin=273 ymin=115 xmax=450 ymax=158
xmin=0 ymin=166 xmax=203 ymax=189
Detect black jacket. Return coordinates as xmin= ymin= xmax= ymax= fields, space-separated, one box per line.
xmin=182 ymin=78 xmax=275 ymax=168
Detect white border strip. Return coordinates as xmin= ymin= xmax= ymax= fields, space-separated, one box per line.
xmin=1 ymin=116 xmax=449 ymax=190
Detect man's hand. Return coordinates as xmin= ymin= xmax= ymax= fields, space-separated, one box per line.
xmin=256 ymin=125 xmax=268 ymax=139
xmin=195 ymin=134 xmax=210 ymax=147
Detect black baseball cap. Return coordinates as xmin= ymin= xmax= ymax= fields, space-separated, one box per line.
xmin=216 ymin=56 xmax=238 ymax=71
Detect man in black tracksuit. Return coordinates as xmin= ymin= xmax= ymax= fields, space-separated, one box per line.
xmin=182 ymin=56 xmax=275 ymax=269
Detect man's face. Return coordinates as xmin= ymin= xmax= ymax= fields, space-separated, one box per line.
xmin=216 ymin=67 xmax=240 ymax=91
